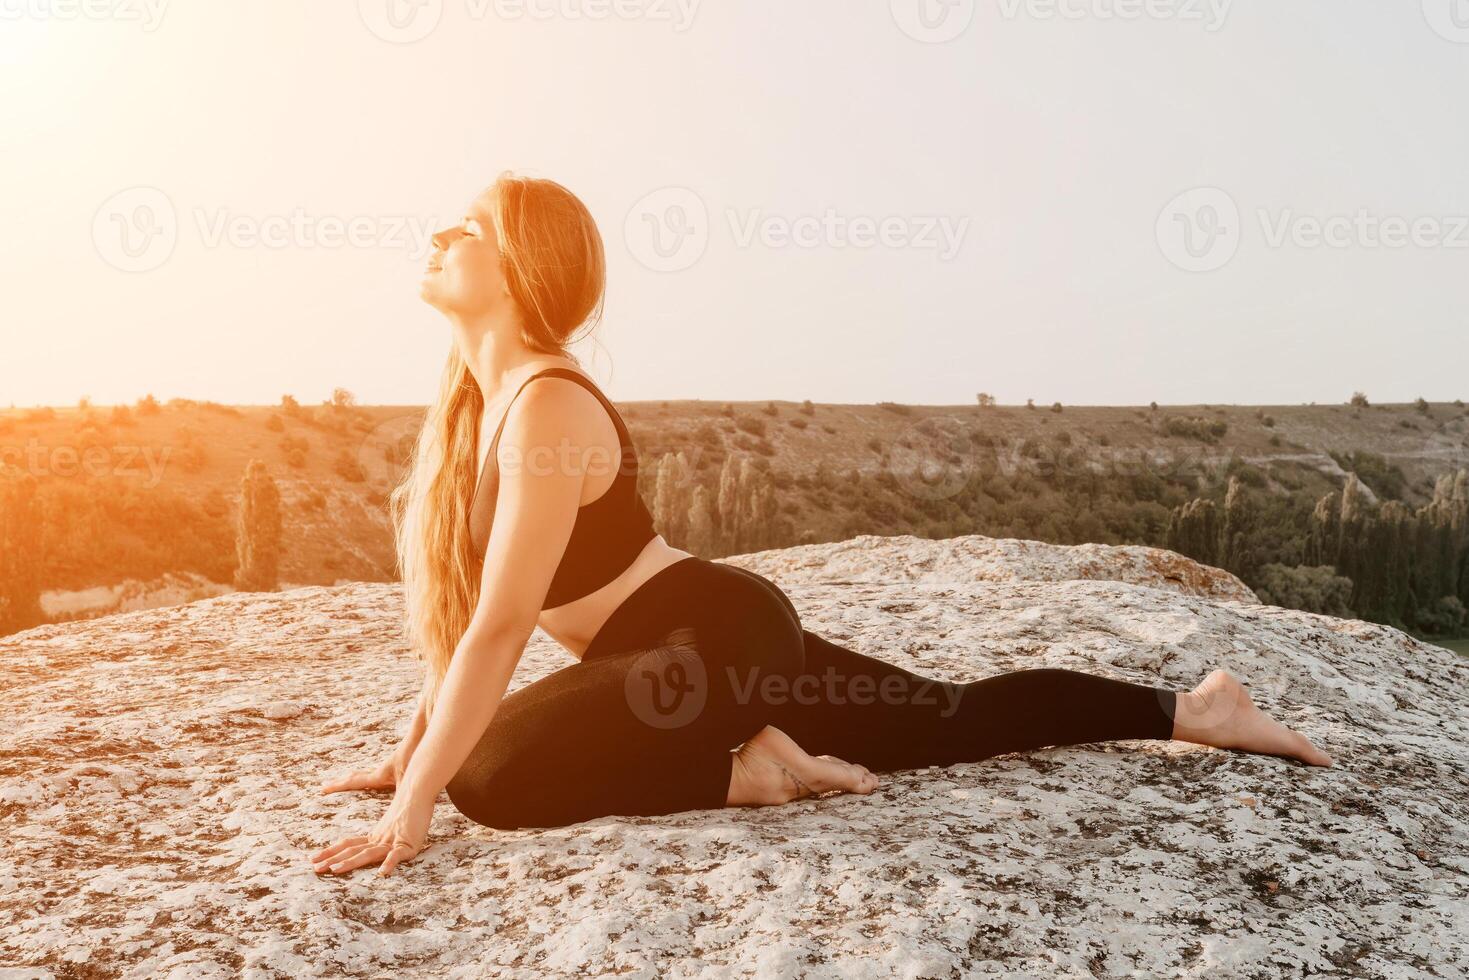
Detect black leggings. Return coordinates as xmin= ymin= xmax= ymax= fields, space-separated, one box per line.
xmin=445 ymin=556 xmax=1178 ymax=830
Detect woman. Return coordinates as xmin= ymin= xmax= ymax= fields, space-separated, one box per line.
xmin=309 ymin=173 xmax=1331 ymax=878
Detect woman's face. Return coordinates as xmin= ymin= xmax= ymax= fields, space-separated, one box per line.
xmin=420 ymin=189 xmax=513 ymax=316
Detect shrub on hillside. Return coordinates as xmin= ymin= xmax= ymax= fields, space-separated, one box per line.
xmin=1253 ymin=564 xmax=1353 ymax=618
xmin=1416 ymin=595 xmax=1467 ymax=636
xmin=693 ymin=422 xmax=722 ymax=448
xmin=734 ymin=415 xmax=766 ymax=437
xmin=1162 ymin=416 xmax=1228 ymax=443
xmin=280 ymin=434 xmax=309 ymax=469
xmin=334 ymin=449 xmax=366 ymax=483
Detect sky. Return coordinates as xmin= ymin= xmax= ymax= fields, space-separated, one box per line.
xmin=2 ymin=0 xmax=1466 ymax=408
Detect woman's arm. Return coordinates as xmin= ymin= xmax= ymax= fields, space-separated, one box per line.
xmin=399 ymin=379 xmax=601 ymax=801
xmin=311 ymin=377 xmax=603 ymax=876
xmin=392 ymin=686 xmax=430 ymax=771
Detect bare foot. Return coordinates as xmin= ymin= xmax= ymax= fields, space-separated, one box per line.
xmin=727 ymin=725 xmax=881 ymax=807
xmin=1171 ymin=669 xmax=1333 ymax=766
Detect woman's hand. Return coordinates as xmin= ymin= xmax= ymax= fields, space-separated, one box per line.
xmin=317 ymin=744 xmax=410 ymax=796
xmin=309 ymin=790 xmax=435 ymax=878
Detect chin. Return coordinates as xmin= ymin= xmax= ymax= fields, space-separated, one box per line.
xmin=419 ymin=278 xmax=446 ymax=309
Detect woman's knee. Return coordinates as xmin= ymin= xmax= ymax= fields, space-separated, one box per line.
xmin=446 ymin=762 xmax=538 ymax=831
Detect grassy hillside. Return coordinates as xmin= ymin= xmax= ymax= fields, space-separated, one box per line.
xmin=1 ymin=393 xmax=1466 ymax=633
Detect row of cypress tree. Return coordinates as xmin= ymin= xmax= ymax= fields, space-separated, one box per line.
xmin=1165 ymin=469 xmax=1469 ymax=636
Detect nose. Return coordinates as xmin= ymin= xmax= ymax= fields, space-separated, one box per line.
xmin=430 ymin=226 xmax=462 ymax=252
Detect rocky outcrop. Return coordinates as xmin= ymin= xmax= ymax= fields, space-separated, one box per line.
xmin=1 ymin=534 xmax=1463 ymax=978
xmin=734 ymin=533 xmax=1259 ymax=603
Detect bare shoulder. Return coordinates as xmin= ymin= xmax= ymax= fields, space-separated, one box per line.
xmin=497 ymin=373 xmax=612 ymax=452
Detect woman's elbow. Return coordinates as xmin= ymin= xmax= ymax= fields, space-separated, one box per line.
xmin=463 ymin=614 xmax=537 ymax=653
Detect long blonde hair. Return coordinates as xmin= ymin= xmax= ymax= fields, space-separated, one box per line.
xmin=389 ymin=173 xmax=607 ymax=713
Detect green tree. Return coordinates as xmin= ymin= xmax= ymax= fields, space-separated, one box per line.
xmin=0 ymin=466 xmax=44 ymax=635
xmin=687 ymin=485 xmax=716 ymax=557
xmin=1219 ymin=476 xmax=1259 ymax=582
xmin=1254 ymin=564 xmax=1354 ymax=617
xmin=653 ymin=451 xmax=692 ymax=547
xmin=1164 ymin=497 xmax=1218 ymax=567
xmin=233 ymin=460 xmax=282 ymax=592
xmin=717 ymin=454 xmax=742 ymax=551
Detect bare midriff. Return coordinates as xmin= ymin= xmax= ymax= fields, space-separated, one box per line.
xmin=536 ymin=534 xmax=695 ymax=660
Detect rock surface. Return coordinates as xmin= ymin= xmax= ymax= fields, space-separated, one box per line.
xmin=737 ymin=533 xmax=1260 ymax=603
xmin=1 ymin=533 xmax=1464 ymax=979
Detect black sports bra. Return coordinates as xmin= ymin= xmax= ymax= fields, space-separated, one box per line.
xmin=468 ymin=367 xmax=658 ymax=610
